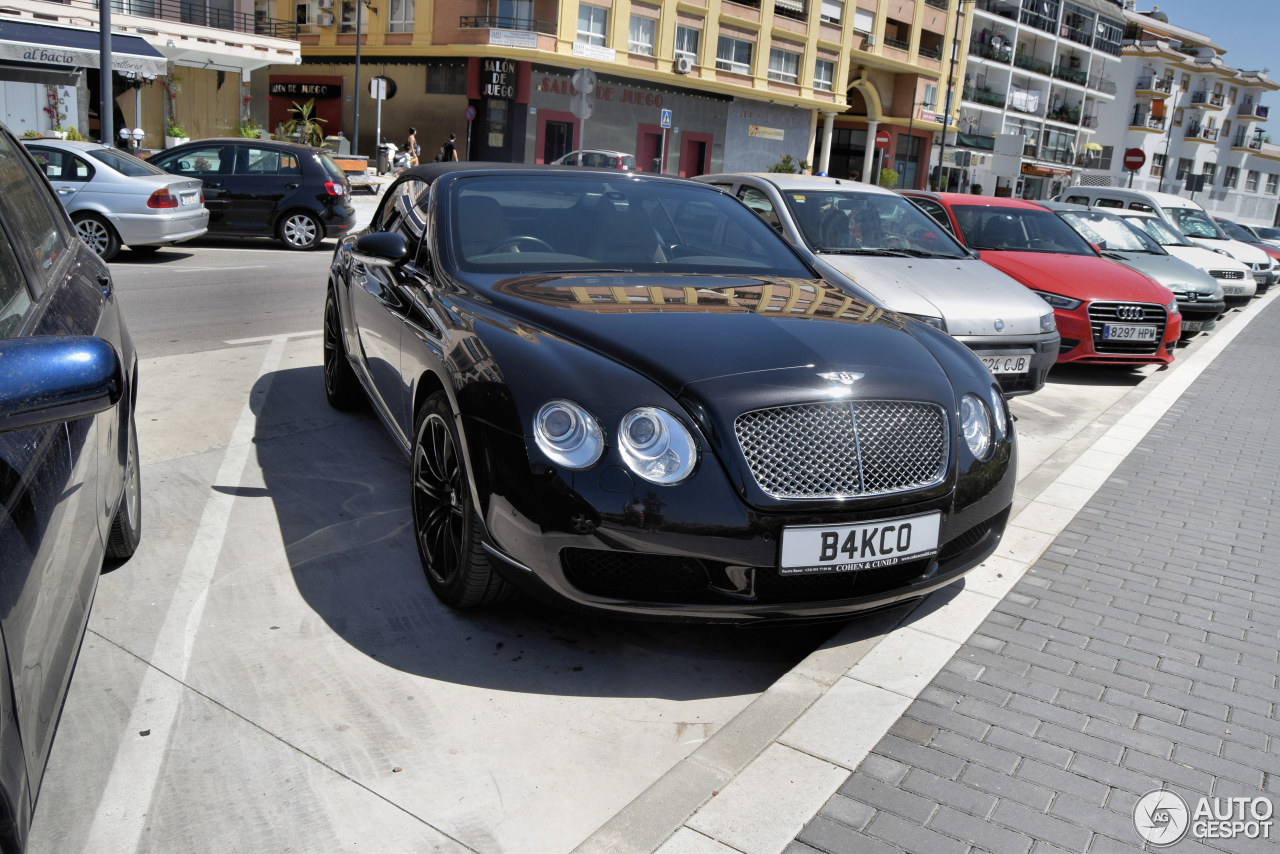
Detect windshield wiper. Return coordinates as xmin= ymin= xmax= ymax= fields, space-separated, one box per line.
xmin=820 ymin=248 xmax=913 ymax=257
xmin=885 ymin=248 xmax=962 ymax=259
xmin=537 ymin=268 xmax=636 ymax=275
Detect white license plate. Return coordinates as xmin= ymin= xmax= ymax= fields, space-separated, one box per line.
xmin=977 ymin=353 xmax=1031 ymax=375
xmin=1223 ymin=285 xmax=1244 ymax=296
xmin=1102 ymin=323 xmax=1157 ymax=341
xmin=180 ymin=191 xmax=199 ymax=205
xmin=1182 ymin=320 xmax=1203 ymax=332
xmin=779 ymin=511 xmax=941 ymax=576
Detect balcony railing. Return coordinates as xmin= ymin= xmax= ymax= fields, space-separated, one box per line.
xmin=1014 ymin=53 xmax=1053 ymax=75
xmin=83 ymin=0 xmax=297 ymax=37
xmin=1185 ymin=124 xmax=1220 ymax=141
xmin=1047 ymin=106 xmax=1081 ymax=124
xmin=974 ymin=0 xmax=1018 ymax=19
xmin=1061 ymin=26 xmax=1091 ymax=47
xmin=459 ymin=14 xmax=556 ymax=33
xmin=1020 ymin=8 xmax=1056 ymax=33
xmin=1093 ymin=37 xmax=1122 ymax=56
xmin=1232 ymin=132 xmax=1264 ymax=150
xmin=1237 ymin=103 xmax=1270 ymax=120
xmin=1042 ymin=146 xmax=1075 ymax=165
xmin=969 ymin=40 xmax=1013 ymax=63
xmin=1135 ymin=77 xmax=1173 ymax=94
xmin=1190 ymin=91 xmax=1226 ymax=108
xmin=884 ymin=36 xmax=910 ymax=51
xmin=1081 ymin=114 xmax=1098 ymax=128
xmin=1053 ymin=66 xmax=1087 ymax=85
xmin=924 ymin=0 xmax=948 ymax=8
xmin=1130 ymin=115 xmax=1165 ymax=130
xmin=919 ymin=44 xmax=943 ymax=60
xmin=964 ymin=86 xmax=1007 ymax=108
xmin=1088 ymin=74 xmax=1117 ymax=95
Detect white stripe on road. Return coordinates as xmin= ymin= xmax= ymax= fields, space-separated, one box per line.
xmin=113 ymin=264 xmax=270 ymax=272
xmin=1013 ymin=397 xmax=1064 ymax=417
xmin=224 ymin=330 xmax=321 ymax=345
xmin=84 ymin=336 xmax=287 ymax=853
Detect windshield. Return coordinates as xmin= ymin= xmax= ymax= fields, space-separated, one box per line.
xmin=1255 ymin=226 xmax=1280 ymax=240
xmin=1122 ymin=215 xmax=1189 ymax=246
xmin=1215 ymin=219 xmax=1257 ymax=243
xmin=782 ymin=190 xmax=966 ymax=258
xmin=1058 ymin=211 xmax=1163 ymax=253
xmin=951 ymin=206 xmax=1095 ymax=255
xmin=450 ymin=175 xmax=814 ymax=277
xmin=1168 ymin=206 xmax=1227 ymax=240
xmin=85 ymin=147 xmax=167 ymax=177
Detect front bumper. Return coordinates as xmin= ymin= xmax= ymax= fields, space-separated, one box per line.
xmin=1053 ymin=302 xmax=1178 ymax=365
xmin=958 ymin=332 xmax=1059 ymax=397
xmin=468 ymin=418 xmax=1016 ymax=624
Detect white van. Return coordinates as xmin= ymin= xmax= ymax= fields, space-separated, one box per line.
xmin=1057 ymin=186 xmax=1275 ymax=291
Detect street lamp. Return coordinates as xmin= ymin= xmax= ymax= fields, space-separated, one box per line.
xmin=118 ymin=126 xmax=145 ymax=149
xmin=119 ymin=71 xmax=156 ymax=147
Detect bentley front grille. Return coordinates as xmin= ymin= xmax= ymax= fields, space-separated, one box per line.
xmin=1087 ymin=301 xmax=1167 ymax=356
xmin=733 ymin=400 xmax=948 ymax=499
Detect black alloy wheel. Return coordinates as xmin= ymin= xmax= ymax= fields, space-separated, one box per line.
xmin=411 ymin=392 xmax=511 ymax=609
xmin=323 ymin=290 xmax=363 ymax=410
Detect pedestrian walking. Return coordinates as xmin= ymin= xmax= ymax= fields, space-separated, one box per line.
xmin=440 ymin=133 xmax=459 ymax=162
xmin=406 ymin=126 xmax=420 ymax=167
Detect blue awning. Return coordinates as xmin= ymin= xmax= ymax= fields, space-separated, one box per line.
xmin=0 ymin=20 xmax=168 ymax=77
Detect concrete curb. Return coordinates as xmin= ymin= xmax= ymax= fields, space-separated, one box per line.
xmin=572 ymin=289 xmax=1277 ymax=854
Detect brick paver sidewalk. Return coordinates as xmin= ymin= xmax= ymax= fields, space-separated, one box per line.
xmin=790 ymin=300 xmax=1280 ymax=854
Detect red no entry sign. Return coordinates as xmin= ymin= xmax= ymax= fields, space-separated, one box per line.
xmin=1123 ymin=147 xmax=1146 ymax=171
xmin=875 ymin=129 xmax=891 ymax=150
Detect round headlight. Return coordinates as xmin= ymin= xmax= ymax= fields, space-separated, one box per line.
xmin=534 ymin=400 xmax=604 ymax=469
xmin=618 ymin=407 xmax=698 ymax=484
xmin=988 ymin=385 xmax=1008 ymax=438
xmin=960 ymin=393 xmax=994 ymax=462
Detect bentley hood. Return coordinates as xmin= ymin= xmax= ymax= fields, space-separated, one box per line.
xmin=480 ymin=274 xmax=957 ymax=395
xmin=819 ymin=255 xmax=1052 ymax=337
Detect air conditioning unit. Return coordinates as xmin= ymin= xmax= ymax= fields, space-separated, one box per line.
xmin=864 ymin=33 xmax=877 ymax=46
xmin=317 ymin=10 xmax=333 ymax=26
xmin=673 ymin=55 xmax=694 ymax=74
xmin=317 ymin=0 xmax=332 ymax=9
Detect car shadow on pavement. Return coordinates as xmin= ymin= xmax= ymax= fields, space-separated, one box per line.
xmin=1044 ymin=362 xmax=1157 ymax=387
xmin=247 ymin=364 xmax=842 ymax=700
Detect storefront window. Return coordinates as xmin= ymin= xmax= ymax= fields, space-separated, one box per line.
xmin=487 ymin=100 xmax=508 ymax=148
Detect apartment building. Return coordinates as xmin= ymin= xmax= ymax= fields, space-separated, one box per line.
xmin=0 ymin=0 xmax=300 ymax=149
xmin=266 ymin=0 xmax=963 ymax=178
xmin=1072 ymin=5 xmax=1279 ymax=227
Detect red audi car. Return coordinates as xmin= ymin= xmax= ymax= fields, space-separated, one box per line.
xmin=903 ymin=193 xmax=1180 ymax=366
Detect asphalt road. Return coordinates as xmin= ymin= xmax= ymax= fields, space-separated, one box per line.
xmin=24 ymin=227 xmax=1239 ymax=853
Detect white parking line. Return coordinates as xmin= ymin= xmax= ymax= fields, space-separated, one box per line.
xmin=224 ymin=330 xmax=321 ymax=345
xmin=84 ymin=336 xmax=287 ymax=853
xmin=1013 ymin=397 xmax=1064 ymax=418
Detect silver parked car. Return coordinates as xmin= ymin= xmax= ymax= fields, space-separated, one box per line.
xmin=696 ymin=173 xmax=1059 ymax=395
xmin=549 ymin=149 xmax=638 ymax=170
xmin=22 ymin=139 xmax=208 ymax=261
xmin=1045 ymin=203 xmax=1225 ymax=339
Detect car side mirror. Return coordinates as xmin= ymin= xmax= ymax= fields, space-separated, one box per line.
xmin=1089 ymin=242 xmax=1103 ymax=254
xmin=353 ymin=231 xmax=409 ymax=267
xmin=0 ymin=336 xmax=123 ymax=433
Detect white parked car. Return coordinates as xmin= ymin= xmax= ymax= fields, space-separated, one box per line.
xmin=696 ymin=172 xmax=1059 ymax=395
xmin=1118 ymin=212 xmax=1256 ymax=306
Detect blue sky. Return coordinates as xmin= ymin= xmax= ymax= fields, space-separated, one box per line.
xmin=1131 ymin=1 xmax=1274 ymax=76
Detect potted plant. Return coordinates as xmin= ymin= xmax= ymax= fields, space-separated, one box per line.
xmin=237 ymin=120 xmax=262 ymax=139
xmin=165 ymin=118 xmax=189 ymax=149
xmin=65 ymin=126 xmax=85 ymax=142
xmin=281 ymin=99 xmax=327 ymax=147
xmin=878 ymin=166 xmax=899 ymax=188
xmin=970 ymin=183 xmax=984 ymax=194
xmin=20 ymin=129 xmax=41 ymax=139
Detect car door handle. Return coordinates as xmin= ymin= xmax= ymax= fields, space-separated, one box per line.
xmin=205 ymin=181 xmax=222 ymax=189
xmin=285 ymin=183 xmax=300 ymax=189
xmin=58 ymin=187 xmax=75 ymax=194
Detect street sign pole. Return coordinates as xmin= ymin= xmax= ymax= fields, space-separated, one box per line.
xmin=464 ymin=104 xmax=476 ymax=161
xmin=659 ymin=108 xmax=672 ymax=174
xmin=570 ymin=68 xmax=597 ymax=154
xmin=373 ymin=79 xmax=383 ymax=152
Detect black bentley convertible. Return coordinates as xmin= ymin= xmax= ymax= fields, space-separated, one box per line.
xmin=323 ymin=164 xmax=1016 ymax=622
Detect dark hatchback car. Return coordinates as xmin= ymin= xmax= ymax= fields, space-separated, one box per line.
xmin=148 ymin=138 xmax=354 ymax=250
xmin=324 ymin=164 xmax=1016 ymax=623
xmin=0 ymin=121 xmax=141 ymax=850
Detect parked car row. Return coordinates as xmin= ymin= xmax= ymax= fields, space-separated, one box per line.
xmin=20 ymin=137 xmax=356 ymax=259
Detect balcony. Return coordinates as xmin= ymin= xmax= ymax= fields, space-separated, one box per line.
xmin=1135 ymin=77 xmax=1173 ymax=95
xmin=970 ymin=40 xmax=1013 ymax=63
xmin=74 ymin=0 xmax=299 ymax=37
xmin=1129 ymin=114 xmax=1166 ymax=132
xmin=1061 ymin=25 xmax=1091 ymax=47
xmin=1237 ymin=102 xmax=1271 ymax=120
xmin=924 ymin=0 xmax=948 ymax=8
xmin=963 ymin=86 xmax=1007 ymax=108
xmin=1042 ymin=146 xmax=1075 ymax=165
xmin=974 ymin=0 xmax=1018 ymax=20
xmin=1185 ymin=123 xmax=1220 ymax=142
xmin=1014 ymin=53 xmax=1053 ymax=76
xmin=919 ymin=44 xmax=943 ymax=60
xmin=459 ymin=15 xmax=556 ymax=33
xmin=1020 ymin=8 xmax=1056 ymax=34
xmin=1080 ymin=114 xmax=1097 ymax=128
xmin=1088 ymin=74 xmax=1117 ymax=95
xmin=1053 ymin=66 xmax=1087 ymax=85
xmin=1047 ymin=105 xmax=1081 ymax=124
xmin=1232 ymin=132 xmax=1264 ymax=151
xmin=1189 ymin=91 xmax=1225 ymax=110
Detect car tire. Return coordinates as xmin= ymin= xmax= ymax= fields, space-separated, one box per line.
xmin=106 ymin=416 xmax=142 ymax=561
xmin=323 ymin=289 xmax=364 ymax=410
xmin=411 ymin=392 xmax=511 ymax=609
xmin=72 ymin=213 xmax=121 ymax=262
xmin=278 ymin=210 xmax=324 ymax=250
